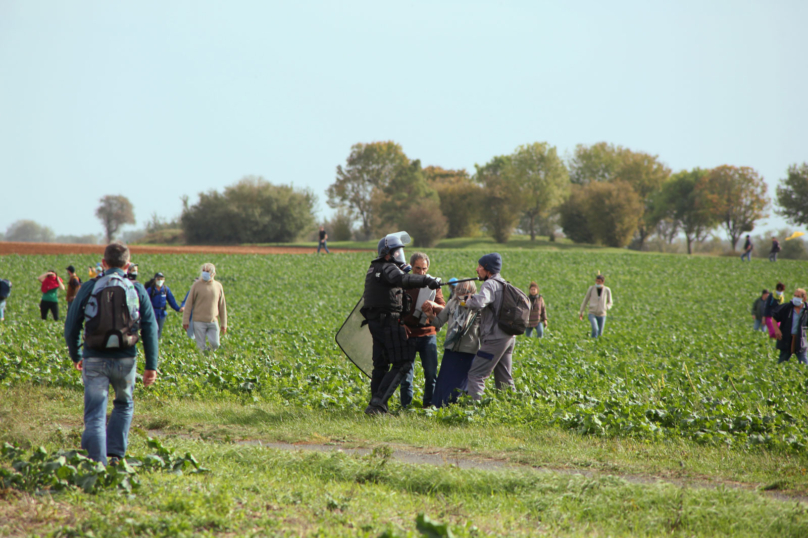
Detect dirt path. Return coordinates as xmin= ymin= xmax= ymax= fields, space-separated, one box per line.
xmin=146 ymin=429 xmax=808 ymax=504
xmin=0 ymin=242 xmax=368 ymax=256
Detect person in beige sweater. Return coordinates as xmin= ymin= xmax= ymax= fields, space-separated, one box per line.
xmin=578 ymin=274 xmax=612 ymax=338
xmin=182 ymin=263 xmax=227 ymax=351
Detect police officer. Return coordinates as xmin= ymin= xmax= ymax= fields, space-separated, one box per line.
xmin=362 ymin=232 xmax=441 ymax=415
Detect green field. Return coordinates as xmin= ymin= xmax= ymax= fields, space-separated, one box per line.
xmin=2 ymin=249 xmax=808 ymax=537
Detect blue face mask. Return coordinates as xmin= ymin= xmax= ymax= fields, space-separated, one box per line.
xmin=201 ymin=271 xmax=211 ymax=281
xmin=793 ymin=297 xmax=803 ymax=306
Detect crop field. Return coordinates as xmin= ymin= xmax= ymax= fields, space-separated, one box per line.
xmin=2 ymin=249 xmax=808 ymax=536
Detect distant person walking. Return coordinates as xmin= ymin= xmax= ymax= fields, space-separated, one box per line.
xmin=769 ymin=237 xmax=781 ymax=262
xmin=752 ymin=289 xmax=769 ymax=332
xmin=182 ymin=263 xmax=228 ymax=352
xmin=145 ymin=272 xmax=184 ymax=339
xmin=764 ymin=282 xmax=787 ymax=339
xmin=741 ymin=235 xmax=753 ymax=262
xmin=65 ymin=265 xmax=82 ymax=310
xmin=772 ymin=288 xmax=808 ymax=365
xmin=0 ymin=277 xmax=11 ymax=322
xmin=37 ymin=269 xmax=64 ymax=320
xmin=525 ymin=281 xmax=547 ymax=338
xmin=317 ymin=226 xmax=330 ymax=254
xmin=64 ymin=242 xmax=159 ymax=465
xmin=579 ymin=274 xmax=613 ymax=338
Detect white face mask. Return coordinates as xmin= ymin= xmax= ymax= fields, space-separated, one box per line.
xmin=155 ymin=280 xmax=165 ymax=288
xmin=793 ymin=297 xmax=803 ymax=306
xmin=201 ymin=271 xmax=212 ymax=281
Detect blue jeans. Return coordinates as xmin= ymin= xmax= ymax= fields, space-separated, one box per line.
xmin=741 ymin=250 xmax=752 ymax=261
xmin=156 ymin=316 xmax=166 ymax=339
xmin=525 ymin=324 xmax=544 ymax=338
xmin=588 ymin=314 xmax=606 ymax=338
xmin=400 ymin=334 xmax=438 ymax=408
xmin=317 ymin=241 xmax=330 ymax=254
xmin=778 ymin=348 xmax=808 ymax=365
xmin=753 ymin=318 xmax=765 ymax=332
xmin=769 ymin=252 xmax=778 ymax=262
xmin=81 ymin=357 xmax=137 ymax=465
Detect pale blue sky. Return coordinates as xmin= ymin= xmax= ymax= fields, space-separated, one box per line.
xmin=1 ymin=0 xmax=805 ymax=238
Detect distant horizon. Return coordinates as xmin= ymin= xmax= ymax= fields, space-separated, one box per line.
xmin=2 ymin=1 xmax=805 ymax=239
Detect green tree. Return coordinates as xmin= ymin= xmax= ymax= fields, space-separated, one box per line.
xmin=326 ymin=142 xmax=409 ymax=239
xmin=474 ymin=155 xmax=521 ymax=243
xmin=182 ymin=176 xmax=315 ymax=244
xmin=776 ymin=163 xmax=808 ymax=226
xmin=4 ymin=220 xmax=56 ymax=243
xmin=568 ymin=142 xmax=628 ymax=185
xmin=506 ymin=143 xmax=569 ymax=241
xmin=423 ymin=166 xmax=483 ymax=238
xmin=378 ymin=160 xmax=439 ymax=230
xmin=402 ymin=198 xmax=449 ymax=247
xmin=95 ymin=195 xmax=135 ymax=243
xmin=652 ymin=169 xmax=717 ymax=254
xmin=584 ymin=181 xmax=642 ymax=248
xmin=559 ymin=186 xmax=595 ymax=244
xmin=702 ymin=165 xmax=769 ymax=251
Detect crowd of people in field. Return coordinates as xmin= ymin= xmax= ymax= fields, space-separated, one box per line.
xmin=0 ymin=250 xmax=227 ymax=353
xmin=751 ymin=282 xmax=808 ymax=364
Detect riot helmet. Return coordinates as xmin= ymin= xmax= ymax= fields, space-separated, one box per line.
xmin=377 ymin=232 xmax=412 ymax=271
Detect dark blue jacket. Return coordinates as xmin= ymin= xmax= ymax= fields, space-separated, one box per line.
xmin=64 ymin=268 xmax=159 ymax=370
xmin=145 ymin=284 xmax=182 ymax=319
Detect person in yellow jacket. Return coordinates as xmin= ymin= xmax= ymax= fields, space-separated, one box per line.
xmin=578 ymin=274 xmax=613 ymax=338
xmin=182 ymin=263 xmax=227 ymax=351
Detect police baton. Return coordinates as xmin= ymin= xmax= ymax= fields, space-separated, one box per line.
xmin=440 ymin=277 xmax=479 ymax=286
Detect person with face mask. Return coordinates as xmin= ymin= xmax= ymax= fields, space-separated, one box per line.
xmin=127 ymin=264 xmax=139 ymax=281
xmin=764 ymin=282 xmax=787 ymax=339
xmin=182 ymin=263 xmax=227 ymax=352
xmin=144 ymin=272 xmax=184 ymax=339
xmin=772 ymin=288 xmax=808 ymax=365
xmin=361 ymin=232 xmax=442 ymax=415
xmin=578 ymin=274 xmax=613 ymax=338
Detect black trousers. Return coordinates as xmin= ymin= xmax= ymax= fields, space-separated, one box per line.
xmin=367 ymin=317 xmax=416 ymax=411
xmin=40 ymin=300 xmax=59 ymax=321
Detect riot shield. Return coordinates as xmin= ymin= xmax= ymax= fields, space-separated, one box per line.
xmin=335 ymin=297 xmax=373 ymax=378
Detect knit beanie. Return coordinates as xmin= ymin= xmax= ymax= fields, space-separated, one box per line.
xmin=478 ymin=253 xmax=502 ymax=274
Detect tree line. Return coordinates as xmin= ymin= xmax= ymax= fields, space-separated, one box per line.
xmin=3 ymin=150 xmax=807 ymax=251
xmin=327 ymin=141 xmax=808 ymax=252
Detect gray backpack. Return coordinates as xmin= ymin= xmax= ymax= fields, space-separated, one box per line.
xmin=496 ymin=279 xmax=531 ymax=336
xmin=83 ymin=273 xmax=141 ymax=350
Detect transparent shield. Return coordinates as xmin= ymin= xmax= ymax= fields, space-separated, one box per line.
xmin=335 ymin=297 xmax=373 ymax=378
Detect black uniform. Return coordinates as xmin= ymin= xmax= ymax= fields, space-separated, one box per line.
xmin=361 ymin=256 xmax=434 ymax=413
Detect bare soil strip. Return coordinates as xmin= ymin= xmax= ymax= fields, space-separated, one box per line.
xmin=0 ymin=241 xmax=368 ymax=256
xmin=147 ymin=429 xmax=808 ymax=504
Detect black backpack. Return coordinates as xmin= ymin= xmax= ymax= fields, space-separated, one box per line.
xmin=495 ymin=278 xmax=531 ymax=336
xmin=83 ymin=274 xmax=141 ymax=350
xmin=0 ymin=279 xmax=11 ymax=300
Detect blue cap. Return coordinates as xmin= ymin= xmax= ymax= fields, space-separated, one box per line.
xmin=448 ymin=277 xmax=458 ymax=287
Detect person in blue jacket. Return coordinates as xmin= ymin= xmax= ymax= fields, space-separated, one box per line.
xmin=144 ymin=272 xmax=183 ymax=339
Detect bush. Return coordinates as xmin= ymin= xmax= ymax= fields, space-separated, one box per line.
xmin=585 ymin=181 xmax=641 ymax=247
xmin=324 ymin=209 xmax=354 ymax=242
xmin=181 ymin=176 xmax=316 ymax=244
xmin=559 ymin=186 xmax=594 ymax=244
xmin=402 ymin=199 xmax=448 ymax=247
xmin=4 ymin=220 xmax=55 ymax=243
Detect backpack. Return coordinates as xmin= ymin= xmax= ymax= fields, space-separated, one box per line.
xmin=496 ymin=278 xmax=531 ymax=336
xmin=0 ymin=279 xmax=11 ymax=300
xmin=83 ymin=273 xmax=141 ymax=350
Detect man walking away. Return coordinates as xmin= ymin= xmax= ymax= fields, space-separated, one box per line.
xmin=399 ymin=252 xmax=446 ymax=408
xmin=769 ymin=237 xmax=781 ymax=262
xmin=752 ymin=290 xmax=769 ymax=332
xmin=182 ymin=263 xmax=227 ymax=352
xmin=579 ymin=274 xmax=613 ymax=338
xmin=38 ymin=269 xmax=64 ymax=320
xmin=64 ymin=242 xmax=159 ymax=465
xmin=66 ymin=266 xmax=82 ymax=310
xmin=773 ymin=288 xmax=808 ymax=365
xmin=145 ymin=272 xmax=184 ymax=339
xmin=317 ymin=226 xmax=330 ymax=254
xmin=741 ymin=235 xmax=753 ymax=262
xmin=465 ymin=253 xmax=517 ymax=400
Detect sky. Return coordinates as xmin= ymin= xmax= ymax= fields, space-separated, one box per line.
xmin=1 ymin=0 xmax=806 ymax=238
